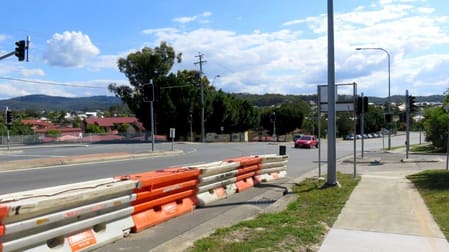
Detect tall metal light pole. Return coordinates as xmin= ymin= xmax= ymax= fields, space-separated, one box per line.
xmin=326 ymin=0 xmax=337 ymax=186
xmin=356 ymin=47 xmax=391 ymax=150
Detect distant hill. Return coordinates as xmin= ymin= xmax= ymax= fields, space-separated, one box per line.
xmin=234 ymin=93 xmax=445 ymax=107
xmin=0 ymin=93 xmax=445 ymax=112
xmin=0 ymin=95 xmax=124 ymax=111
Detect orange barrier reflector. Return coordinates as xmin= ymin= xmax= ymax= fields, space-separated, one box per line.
xmin=133 ymin=189 xmax=197 ymax=214
xmin=236 ymin=177 xmax=254 ymax=192
xmin=237 ymin=164 xmax=261 ymax=176
xmin=0 ymin=206 xmax=8 ymax=223
xmin=0 ymin=224 xmax=4 ymax=237
xmin=131 ymin=197 xmax=196 ymax=233
xmin=271 ymin=172 xmax=280 ymax=179
xmin=67 ymin=229 xmax=97 ymax=252
xmin=225 ymin=156 xmax=262 ymax=167
xmin=214 ymin=187 xmax=226 ymax=198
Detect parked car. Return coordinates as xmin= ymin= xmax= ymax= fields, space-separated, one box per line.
xmin=344 ymin=134 xmax=355 ymax=140
xmin=295 ymin=135 xmax=318 ymax=148
xmin=293 ymin=134 xmax=304 ymax=142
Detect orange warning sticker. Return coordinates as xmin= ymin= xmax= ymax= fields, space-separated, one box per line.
xmin=67 ymin=229 xmax=97 ymax=252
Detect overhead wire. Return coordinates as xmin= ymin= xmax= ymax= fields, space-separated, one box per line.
xmin=0 ymin=76 xmax=107 ymax=89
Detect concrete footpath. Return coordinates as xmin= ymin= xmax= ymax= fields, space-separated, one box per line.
xmin=320 ymin=151 xmax=449 ymax=252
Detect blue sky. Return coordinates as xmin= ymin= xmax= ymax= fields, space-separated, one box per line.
xmin=1 ymin=0 xmax=449 ymax=99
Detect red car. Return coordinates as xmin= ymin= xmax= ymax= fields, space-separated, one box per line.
xmin=295 ymin=135 xmax=318 ymax=148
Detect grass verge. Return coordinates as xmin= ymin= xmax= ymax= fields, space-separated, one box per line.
xmin=187 ymin=173 xmax=360 ymax=252
xmin=407 ymin=170 xmax=449 ymax=240
xmin=410 ymin=143 xmax=445 ymax=153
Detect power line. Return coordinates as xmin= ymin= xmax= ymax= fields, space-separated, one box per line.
xmin=0 ymin=76 xmax=106 ymax=89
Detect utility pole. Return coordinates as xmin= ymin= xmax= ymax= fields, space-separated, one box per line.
xmin=194 ymin=52 xmax=207 ymax=143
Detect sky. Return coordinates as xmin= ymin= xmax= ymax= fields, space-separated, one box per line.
xmin=1 ymin=0 xmax=449 ymax=99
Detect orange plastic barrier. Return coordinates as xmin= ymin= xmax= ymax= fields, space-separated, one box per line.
xmin=117 ymin=167 xmax=201 ymax=233
xmin=228 ymin=157 xmax=262 ymax=192
xmin=131 ymin=196 xmax=197 ymax=232
xmin=236 ymin=177 xmax=255 ymax=192
xmin=225 ymin=156 xmax=263 ymax=167
xmin=237 ymin=164 xmax=261 ymax=176
xmin=0 ymin=206 xmax=7 ymax=224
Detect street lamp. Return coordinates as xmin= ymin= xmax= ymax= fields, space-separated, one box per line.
xmin=356 ymin=47 xmax=391 ymax=150
xmin=212 ymin=75 xmax=220 ymax=85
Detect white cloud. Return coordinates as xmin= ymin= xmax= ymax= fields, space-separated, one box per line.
xmin=44 ymin=31 xmax=100 ymax=67
xmin=172 ymin=11 xmax=213 ymax=25
xmin=139 ymin=0 xmax=449 ymax=97
xmin=20 ymin=68 xmax=45 ymax=77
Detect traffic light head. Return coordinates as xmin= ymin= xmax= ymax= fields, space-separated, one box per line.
xmin=408 ymin=95 xmax=417 ymax=113
xmin=143 ymin=83 xmax=154 ymax=102
xmin=6 ymin=111 xmax=12 ymax=125
xmin=15 ymin=40 xmax=26 ymax=61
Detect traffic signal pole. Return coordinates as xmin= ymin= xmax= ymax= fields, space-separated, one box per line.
xmin=0 ymin=37 xmax=29 ymax=61
xmin=5 ymin=107 xmax=10 ymax=151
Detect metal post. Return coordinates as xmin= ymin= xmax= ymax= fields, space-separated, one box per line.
xmin=150 ymin=100 xmax=154 ymax=152
xmin=327 ymin=0 xmax=337 ymax=186
xmin=353 ymin=84 xmax=357 ymax=178
xmin=189 ymin=112 xmax=193 ymax=142
xmin=406 ymin=90 xmax=410 ymax=159
xmin=272 ymin=112 xmax=276 ymax=141
xmin=361 ymin=92 xmax=365 ymax=159
xmin=149 ymin=80 xmax=155 ymax=152
xmin=317 ymin=87 xmax=322 ymax=177
xmin=445 ymin=105 xmax=449 ymax=170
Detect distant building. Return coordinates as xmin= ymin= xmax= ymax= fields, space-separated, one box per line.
xmin=22 ymin=119 xmax=83 ymax=136
xmin=83 ymin=117 xmax=145 ymax=134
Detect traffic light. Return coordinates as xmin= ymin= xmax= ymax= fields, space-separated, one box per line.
xmin=408 ymin=95 xmax=417 ymax=113
xmin=15 ymin=40 xmax=26 ymax=61
xmin=356 ymin=96 xmax=368 ymax=114
xmin=143 ymin=83 xmax=154 ymax=102
xmin=385 ymin=113 xmax=392 ymax=123
xmin=6 ymin=111 xmax=12 ymax=129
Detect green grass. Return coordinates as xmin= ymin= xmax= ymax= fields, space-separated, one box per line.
xmin=410 ymin=143 xmax=445 ymax=153
xmin=407 ymin=170 xmax=449 ymax=240
xmin=187 ymin=173 xmax=360 ymax=252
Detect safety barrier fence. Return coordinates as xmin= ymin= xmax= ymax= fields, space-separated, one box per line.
xmin=0 ymin=154 xmax=287 ymax=252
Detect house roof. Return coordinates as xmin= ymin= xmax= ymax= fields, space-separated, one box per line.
xmin=22 ymin=119 xmax=54 ymax=127
xmin=84 ymin=117 xmax=144 ymax=130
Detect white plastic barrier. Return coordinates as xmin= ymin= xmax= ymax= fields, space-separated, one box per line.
xmin=193 ymin=161 xmax=240 ymax=206
xmin=0 ymin=178 xmax=138 ymax=252
xmin=255 ymin=154 xmax=288 ymax=182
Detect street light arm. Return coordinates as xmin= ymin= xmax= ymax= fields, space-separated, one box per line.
xmin=356 ymin=46 xmax=392 ymax=149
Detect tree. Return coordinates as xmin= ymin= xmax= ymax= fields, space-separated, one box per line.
xmin=422 ymin=88 xmax=449 ymax=151
xmin=109 ymin=41 xmax=182 ymax=133
xmin=362 ymin=105 xmax=385 ymax=133
xmin=259 ymin=98 xmax=309 ymax=136
xmin=337 ymin=112 xmax=353 ymax=137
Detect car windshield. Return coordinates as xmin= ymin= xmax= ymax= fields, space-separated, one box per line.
xmin=300 ymin=136 xmax=313 ymax=140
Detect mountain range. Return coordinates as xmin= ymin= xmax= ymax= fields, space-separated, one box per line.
xmin=0 ymin=95 xmax=123 ymax=111
xmin=0 ymin=94 xmax=445 ymax=112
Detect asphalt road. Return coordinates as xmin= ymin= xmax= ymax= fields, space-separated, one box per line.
xmin=0 ymin=133 xmax=422 ymax=251
xmin=0 ymin=133 xmax=420 ymax=195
